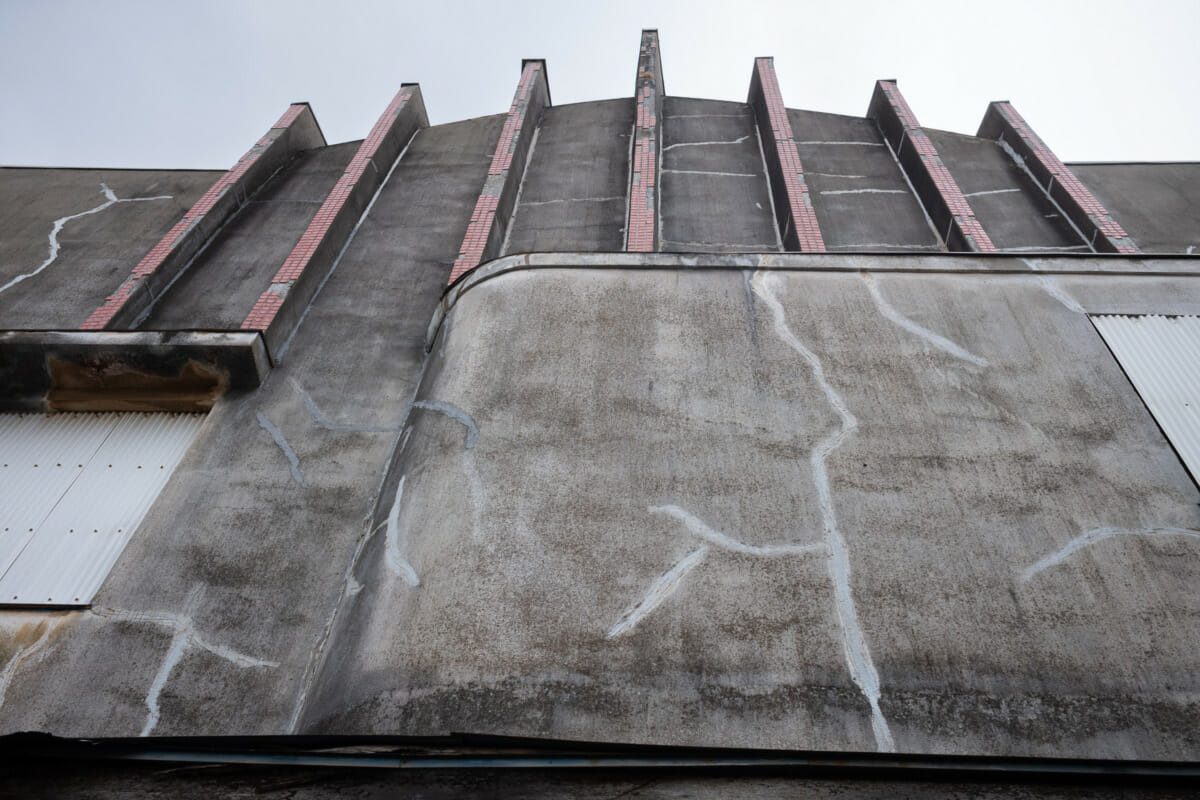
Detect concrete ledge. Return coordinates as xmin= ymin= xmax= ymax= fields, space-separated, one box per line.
xmin=241 ymin=85 xmax=429 ymax=358
xmin=625 ymin=30 xmax=664 ymax=253
xmin=447 ymin=63 xmax=550 ymax=283
xmin=0 ymin=331 xmax=269 ymax=412
xmin=81 ymin=104 xmax=327 ymax=331
xmin=748 ymin=57 xmax=825 ymax=252
xmin=979 ymin=102 xmax=1139 ymax=254
xmin=867 ymin=81 xmax=996 ymax=253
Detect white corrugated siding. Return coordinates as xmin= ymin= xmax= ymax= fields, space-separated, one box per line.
xmin=0 ymin=412 xmax=204 ymax=606
xmin=1092 ymin=314 xmax=1200 ymax=482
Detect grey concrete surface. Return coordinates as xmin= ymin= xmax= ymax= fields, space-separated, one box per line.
xmin=503 ymin=99 xmax=634 ymax=253
xmin=925 ymin=130 xmax=1082 ymax=252
xmin=0 ymin=168 xmax=220 ymax=328
xmin=301 ymin=263 xmax=1200 ymax=760
xmin=1072 ymin=163 xmax=1200 ymax=255
xmin=0 ymin=116 xmax=504 ymax=737
xmin=659 ymin=97 xmax=779 ymax=252
xmin=139 ymin=142 xmax=360 ymax=330
xmin=788 ymin=109 xmax=942 ymax=252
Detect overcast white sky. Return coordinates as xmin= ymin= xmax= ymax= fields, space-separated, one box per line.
xmin=1 ymin=0 xmax=1196 ymax=169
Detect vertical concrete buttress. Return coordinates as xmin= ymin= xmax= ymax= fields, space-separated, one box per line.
xmin=625 ymin=30 xmax=665 ymax=252
xmin=868 ymin=80 xmax=996 ymax=252
xmin=748 ymin=57 xmax=826 ymax=252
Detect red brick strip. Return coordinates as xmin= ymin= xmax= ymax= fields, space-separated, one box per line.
xmin=625 ymin=30 xmax=664 ymax=253
xmin=868 ymin=81 xmax=996 ymax=253
xmin=748 ymin=57 xmax=825 ymax=252
xmin=242 ymin=85 xmax=428 ymax=352
xmin=447 ymin=61 xmax=549 ymax=285
xmin=979 ymin=102 xmax=1138 ymax=254
xmin=81 ymin=103 xmax=325 ymax=330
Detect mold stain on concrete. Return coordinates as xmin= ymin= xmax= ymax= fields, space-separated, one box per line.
xmin=750 ymin=270 xmax=896 ymax=753
xmin=48 ymin=358 xmax=228 ymax=412
xmin=0 ymin=614 xmax=70 ymax=709
xmin=0 ymin=183 xmax=172 ymax=296
xmin=1022 ymin=526 xmax=1200 ymax=582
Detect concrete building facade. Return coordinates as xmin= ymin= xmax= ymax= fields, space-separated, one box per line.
xmin=0 ymin=30 xmax=1198 ymax=796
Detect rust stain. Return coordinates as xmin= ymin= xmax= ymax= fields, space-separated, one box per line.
xmin=47 ymin=357 xmax=228 ymax=412
xmin=0 ymin=612 xmax=72 ymax=668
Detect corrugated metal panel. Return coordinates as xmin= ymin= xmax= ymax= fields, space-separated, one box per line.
xmin=1092 ymin=315 xmax=1200 ymax=483
xmin=0 ymin=412 xmax=204 ymax=606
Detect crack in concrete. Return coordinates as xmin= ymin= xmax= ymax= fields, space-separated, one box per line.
xmin=384 ymin=476 xmax=420 ymax=586
xmin=795 ymin=140 xmax=884 ymax=147
xmin=90 ymin=607 xmax=276 ymax=737
xmin=963 ymin=188 xmax=1021 ymax=197
xmin=0 ymin=182 xmax=172 ymax=295
xmin=863 ymin=272 xmax=988 ymax=367
xmin=1022 ymin=527 xmax=1200 ymax=582
xmin=662 ymin=135 xmax=750 ymax=151
xmin=412 ymin=400 xmax=478 ymax=449
xmin=662 ymin=169 xmax=758 ymax=178
xmin=607 ymin=547 xmax=708 ymax=639
xmin=819 ymin=189 xmax=907 ymax=195
xmin=256 ymin=412 xmax=305 ymax=486
xmin=291 ymin=378 xmax=400 ymax=432
xmin=1020 ymin=258 xmax=1086 ymax=314
xmin=518 ymin=195 xmax=626 ymax=207
xmin=750 ymin=270 xmax=895 ymax=753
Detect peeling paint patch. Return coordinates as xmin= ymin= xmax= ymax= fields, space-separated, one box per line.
xmin=384 ymin=476 xmax=420 ymax=586
xmin=751 ymin=270 xmax=895 ymax=754
xmin=863 ymin=272 xmax=988 ymax=367
xmin=0 ymin=183 xmax=172 ymax=295
xmin=412 ymin=400 xmax=478 ymax=449
xmin=1022 ymin=527 xmax=1200 ymax=582
xmin=256 ymin=411 xmax=305 ymax=486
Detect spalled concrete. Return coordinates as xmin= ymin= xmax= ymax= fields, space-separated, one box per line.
xmin=503 ymin=99 xmax=634 ymax=253
xmin=659 ymin=98 xmax=779 ymax=252
xmin=0 ymin=169 xmax=219 ymax=328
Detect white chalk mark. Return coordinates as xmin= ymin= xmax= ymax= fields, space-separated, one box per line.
xmin=820 ymin=189 xmax=907 ymax=195
xmin=256 ymin=412 xmax=305 ymax=486
xmin=795 ymin=140 xmax=884 ymax=147
xmin=650 ymin=505 xmax=824 ymax=557
xmin=863 ymin=272 xmax=989 ymax=367
xmin=663 ymin=135 xmax=750 ymax=151
xmin=0 ymin=183 xmax=172 ymax=295
xmin=90 ymin=608 xmax=276 ymax=736
xmin=413 ymin=400 xmax=478 ymax=449
xmin=963 ymin=188 xmax=1021 ymax=197
xmin=607 ymin=547 xmax=709 ymax=639
xmin=662 ymin=169 xmax=759 ymax=178
xmin=384 ymin=476 xmax=420 ymax=586
xmin=0 ymin=618 xmax=63 ymax=709
xmin=291 ymin=378 xmax=400 ymax=432
xmin=1023 ymin=527 xmax=1200 ymax=582
xmin=518 ymin=195 xmax=626 ymax=207
xmin=1020 ymin=258 xmax=1086 ymax=314
xmin=751 ymin=270 xmax=895 ymax=753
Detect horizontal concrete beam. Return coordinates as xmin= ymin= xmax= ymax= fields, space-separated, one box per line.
xmin=748 ymin=57 xmax=825 ymax=252
xmin=626 ymin=29 xmax=664 ymax=253
xmin=81 ymin=104 xmax=326 ymax=331
xmin=978 ymin=102 xmax=1139 ymax=254
xmin=0 ymin=331 xmax=269 ymax=412
xmin=242 ymin=85 xmax=428 ymax=356
xmin=867 ymin=81 xmax=996 ymax=253
xmin=447 ymin=62 xmax=550 ymax=284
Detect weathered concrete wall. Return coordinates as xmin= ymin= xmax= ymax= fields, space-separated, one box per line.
xmin=1072 ymin=163 xmax=1200 ymax=255
xmin=140 ymin=141 xmax=360 ymax=330
xmin=925 ymin=130 xmax=1083 ymax=253
xmin=787 ymin=110 xmax=942 ymax=252
xmin=301 ymin=260 xmax=1200 ymax=760
xmin=659 ymin=98 xmax=779 ymax=252
xmin=0 ymin=169 xmax=220 ymax=328
xmin=503 ymin=99 xmax=633 ymax=253
xmin=0 ymin=116 xmax=504 ymax=737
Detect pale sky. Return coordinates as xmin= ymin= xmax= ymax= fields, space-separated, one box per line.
xmin=1 ymin=0 xmax=1196 ymax=169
